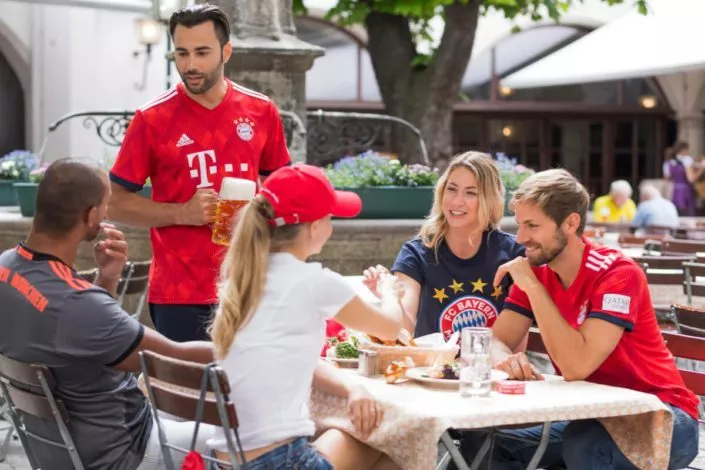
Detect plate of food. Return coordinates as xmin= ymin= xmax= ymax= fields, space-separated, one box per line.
xmin=325 ymin=335 xmax=361 ymax=368
xmin=406 ymin=362 xmax=509 ymax=388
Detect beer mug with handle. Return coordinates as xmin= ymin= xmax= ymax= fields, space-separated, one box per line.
xmin=212 ymin=177 xmax=257 ymax=246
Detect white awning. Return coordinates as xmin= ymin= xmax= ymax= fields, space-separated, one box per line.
xmin=502 ymin=0 xmax=705 ymax=89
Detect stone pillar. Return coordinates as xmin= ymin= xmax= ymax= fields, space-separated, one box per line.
xmin=204 ymin=0 xmax=324 ymax=162
xmin=677 ymin=114 xmax=705 ymax=157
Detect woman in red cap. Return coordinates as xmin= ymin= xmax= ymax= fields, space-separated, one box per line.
xmin=209 ymin=164 xmax=402 ymax=469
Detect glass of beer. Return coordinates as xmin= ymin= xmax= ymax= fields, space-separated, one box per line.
xmin=211 ymin=177 xmax=256 ymax=246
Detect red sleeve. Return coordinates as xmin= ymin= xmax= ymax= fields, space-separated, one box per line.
xmin=504 ymin=283 xmax=534 ymax=319
xmin=259 ymin=102 xmax=291 ymax=177
xmin=109 ymin=110 xmax=151 ymax=191
xmin=587 ymin=264 xmax=641 ymax=331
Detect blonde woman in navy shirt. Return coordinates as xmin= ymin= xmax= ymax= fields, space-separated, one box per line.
xmin=364 ymin=152 xmax=524 ymax=340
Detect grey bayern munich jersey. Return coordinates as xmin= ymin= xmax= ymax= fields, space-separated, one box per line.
xmin=0 ymin=244 xmax=152 ymax=469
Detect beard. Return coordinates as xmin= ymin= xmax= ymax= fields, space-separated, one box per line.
xmin=525 ymin=229 xmax=568 ymax=266
xmin=179 ymin=54 xmax=224 ymax=95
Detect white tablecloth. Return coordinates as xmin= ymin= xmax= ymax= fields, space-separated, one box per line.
xmin=310 ymin=371 xmax=672 ymax=470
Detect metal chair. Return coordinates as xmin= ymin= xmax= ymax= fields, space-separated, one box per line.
xmin=139 ymin=351 xmax=248 ymax=469
xmin=116 ymin=260 xmax=151 ymax=319
xmin=0 ymin=354 xmax=84 ymax=469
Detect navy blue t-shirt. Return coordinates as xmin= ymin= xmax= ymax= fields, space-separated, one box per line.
xmin=391 ymin=230 xmax=524 ymax=339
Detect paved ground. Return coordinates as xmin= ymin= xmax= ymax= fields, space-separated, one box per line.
xmin=1 ymin=422 xmax=704 ymax=469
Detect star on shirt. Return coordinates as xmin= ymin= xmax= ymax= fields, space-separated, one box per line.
xmin=449 ymin=279 xmax=464 ymax=294
xmin=471 ymin=278 xmax=487 ymax=293
xmin=491 ymin=285 xmax=503 ymax=300
xmin=433 ymin=288 xmax=449 ymax=303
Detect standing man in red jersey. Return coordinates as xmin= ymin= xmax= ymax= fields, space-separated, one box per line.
xmin=109 ymin=3 xmax=291 ymax=342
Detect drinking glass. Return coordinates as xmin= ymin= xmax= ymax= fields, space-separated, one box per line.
xmin=459 ymin=327 xmax=492 ymax=397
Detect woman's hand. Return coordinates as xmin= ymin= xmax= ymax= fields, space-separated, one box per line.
xmin=347 ymin=384 xmax=383 ymax=437
xmin=362 ymin=264 xmax=389 ymax=299
xmin=377 ymin=271 xmax=404 ymax=302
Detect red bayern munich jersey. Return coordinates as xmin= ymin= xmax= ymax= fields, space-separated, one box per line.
xmin=505 ymin=240 xmax=700 ymax=419
xmin=110 ymin=80 xmax=291 ymax=305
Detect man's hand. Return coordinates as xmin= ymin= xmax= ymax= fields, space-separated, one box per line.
xmin=494 ymin=257 xmax=541 ymax=292
xmin=362 ymin=264 xmax=389 ymax=299
xmin=180 ymin=189 xmax=218 ymax=226
xmin=347 ymin=384 xmax=383 ymax=437
xmin=94 ymin=223 xmax=128 ymax=281
xmin=495 ymin=352 xmax=544 ymax=381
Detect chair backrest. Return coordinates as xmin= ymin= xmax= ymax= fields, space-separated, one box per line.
xmin=631 ymin=255 xmax=693 ymax=285
xmin=139 ymin=351 xmax=236 ymax=427
xmin=527 ymin=328 xmax=547 ymax=355
xmin=139 ymin=351 xmax=246 ymax=469
xmin=76 ymin=268 xmax=97 ymax=284
xmin=671 ymin=305 xmax=705 ymax=338
xmin=0 ymin=354 xmax=84 ymax=469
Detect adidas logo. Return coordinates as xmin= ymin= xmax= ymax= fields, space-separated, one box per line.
xmin=176 ymin=134 xmax=194 ymax=147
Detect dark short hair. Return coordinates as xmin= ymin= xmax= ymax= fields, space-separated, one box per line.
xmin=34 ymin=158 xmax=107 ymax=236
xmin=169 ymin=3 xmax=230 ymax=46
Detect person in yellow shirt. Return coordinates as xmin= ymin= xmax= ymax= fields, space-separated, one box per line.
xmin=593 ymin=180 xmax=637 ymax=223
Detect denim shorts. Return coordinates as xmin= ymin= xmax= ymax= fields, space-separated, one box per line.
xmin=244 ymin=437 xmax=333 ymax=470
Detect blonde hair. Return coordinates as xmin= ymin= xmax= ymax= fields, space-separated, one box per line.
xmin=510 ymin=168 xmax=589 ymax=235
xmin=418 ymin=151 xmax=505 ymax=252
xmin=210 ymin=195 xmax=303 ymax=359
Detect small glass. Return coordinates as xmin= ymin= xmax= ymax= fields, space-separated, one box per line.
xmin=459 ymin=327 xmax=492 ymax=398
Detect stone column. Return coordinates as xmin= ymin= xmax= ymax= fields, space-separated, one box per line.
xmin=203 ymin=0 xmax=324 ymax=162
xmin=657 ymin=71 xmax=705 ymax=156
xmin=677 ymin=114 xmax=705 ymax=157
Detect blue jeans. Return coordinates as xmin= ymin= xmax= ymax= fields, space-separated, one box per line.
xmin=454 ymin=404 xmax=699 ymax=470
xmin=244 ymin=437 xmax=333 ymax=470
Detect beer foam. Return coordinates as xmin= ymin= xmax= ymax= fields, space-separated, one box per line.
xmin=219 ymin=177 xmax=256 ymax=200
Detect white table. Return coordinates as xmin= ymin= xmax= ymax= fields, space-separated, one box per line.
xmin=310 ymin=370 xmax=672 ymax=470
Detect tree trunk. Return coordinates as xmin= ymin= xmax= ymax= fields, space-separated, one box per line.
xmin=365 ymin=1 xmax=481 ymax=166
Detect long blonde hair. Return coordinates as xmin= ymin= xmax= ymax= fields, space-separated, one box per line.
xmin=210 ymin=194 xmax=303 ymax=359
xmin=418 ymin=151 xmax=505 ymax=252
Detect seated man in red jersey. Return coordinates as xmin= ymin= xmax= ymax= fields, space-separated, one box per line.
xmin=453 ymin=169 xmax=699 ymax=470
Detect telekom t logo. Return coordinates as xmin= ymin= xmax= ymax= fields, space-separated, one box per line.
xmin=187 ymin=150 xmax=217 ymax=188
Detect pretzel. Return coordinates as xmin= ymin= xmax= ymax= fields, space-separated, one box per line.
xmin=384 ymin=357 xmax=415 ymax=384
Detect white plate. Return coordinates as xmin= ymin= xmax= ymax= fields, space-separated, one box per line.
xmin=328 ymin=357 xmax=359 ymax=368
xmin=406 ymin=367 xmax=509 ymax=388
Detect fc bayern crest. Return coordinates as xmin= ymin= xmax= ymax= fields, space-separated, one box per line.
xmin=234 ymin=117 xmax=255 ymax=142
xmin=439 ymin=296 xmax=498 ymax=339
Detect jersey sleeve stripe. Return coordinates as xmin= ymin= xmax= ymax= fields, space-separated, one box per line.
xmin=106 ymin=324 xmax=144 ymax=367
xmin=109 ymin=173 xmax=144 ymax=192
xmin=587 ymin=311 xmax=634 ymax=331
xmin=232 ymin=82 xmax=270 ymax=102
xmin=49 ymin=261 xmax=88 ymax=291
xmin=505 ymin=301 xmax=534 ymax=319
xmin=259 ymin=160 xmax=292 ymax=176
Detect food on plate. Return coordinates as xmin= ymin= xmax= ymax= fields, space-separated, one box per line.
xmin=384 ymin=357 xmax=415 ymax=384
xmin=368 ymin=328 xmax=417 ymax=347
xmin=326 ymin=334 xmax=361 ymax=359
xmin=423 ymin=361 xmax=461 ymax=380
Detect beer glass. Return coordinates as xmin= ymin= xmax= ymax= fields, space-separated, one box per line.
xmin=459 ymin=327 xmax=492 ymax=397
xmin=211 ymin=177 xmax=256 ymax=246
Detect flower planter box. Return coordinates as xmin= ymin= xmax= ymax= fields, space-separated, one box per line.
xmin=14 ymin=182 xmax=38 ymax=217
xmin=341 ymin=186 xmax=434 ymax=219
xmin=0 ymin=180 xmax=18 ymax=206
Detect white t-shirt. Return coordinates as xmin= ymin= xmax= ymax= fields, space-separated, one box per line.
xmin=208 ymin=252 xmax=356 ymax=452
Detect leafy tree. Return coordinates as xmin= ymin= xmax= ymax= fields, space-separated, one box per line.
xmin=294 ymin=0 xmax=647 ymax=164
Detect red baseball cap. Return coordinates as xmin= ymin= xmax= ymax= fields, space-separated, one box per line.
xmin=260 ymin=164 xmax=361 ymax=226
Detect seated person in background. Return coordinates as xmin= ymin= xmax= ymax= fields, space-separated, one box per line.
xmin=363 ymin=152 xmax=524 ymax=341
xmin=632 ymin=183 xmax=679 ymax=231
xmin=210 ymin=164 xmax=402 ymax=470
xmin=593 ymin=179 xmax=637 ymax=223
xmin=0 ymin=158 xmax=215 ymax=469
xmin=455 ymin=169 xmax=699 ymax=470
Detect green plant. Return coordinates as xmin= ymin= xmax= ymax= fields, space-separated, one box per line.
xmin=494 ymin=152 xmax=534 ymax=192
xmin=28 ymin=163 xmax=50 ymax=183
xmin=324 ymin=151 xmax=440 ymax=188
xmin=0 ymin=150 xmax=39 ymax=181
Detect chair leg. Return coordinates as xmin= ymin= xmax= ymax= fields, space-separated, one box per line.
xmin=0 ymin=426 xmax=12 ymax=462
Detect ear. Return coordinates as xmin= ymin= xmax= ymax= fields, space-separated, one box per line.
xmin=222 ymin=41 xmax=232 ymax=63
xmin=85 ymin=206 xmax=100 ymax=227
xmin=563 ymin=212 xmax=581 ymax=235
